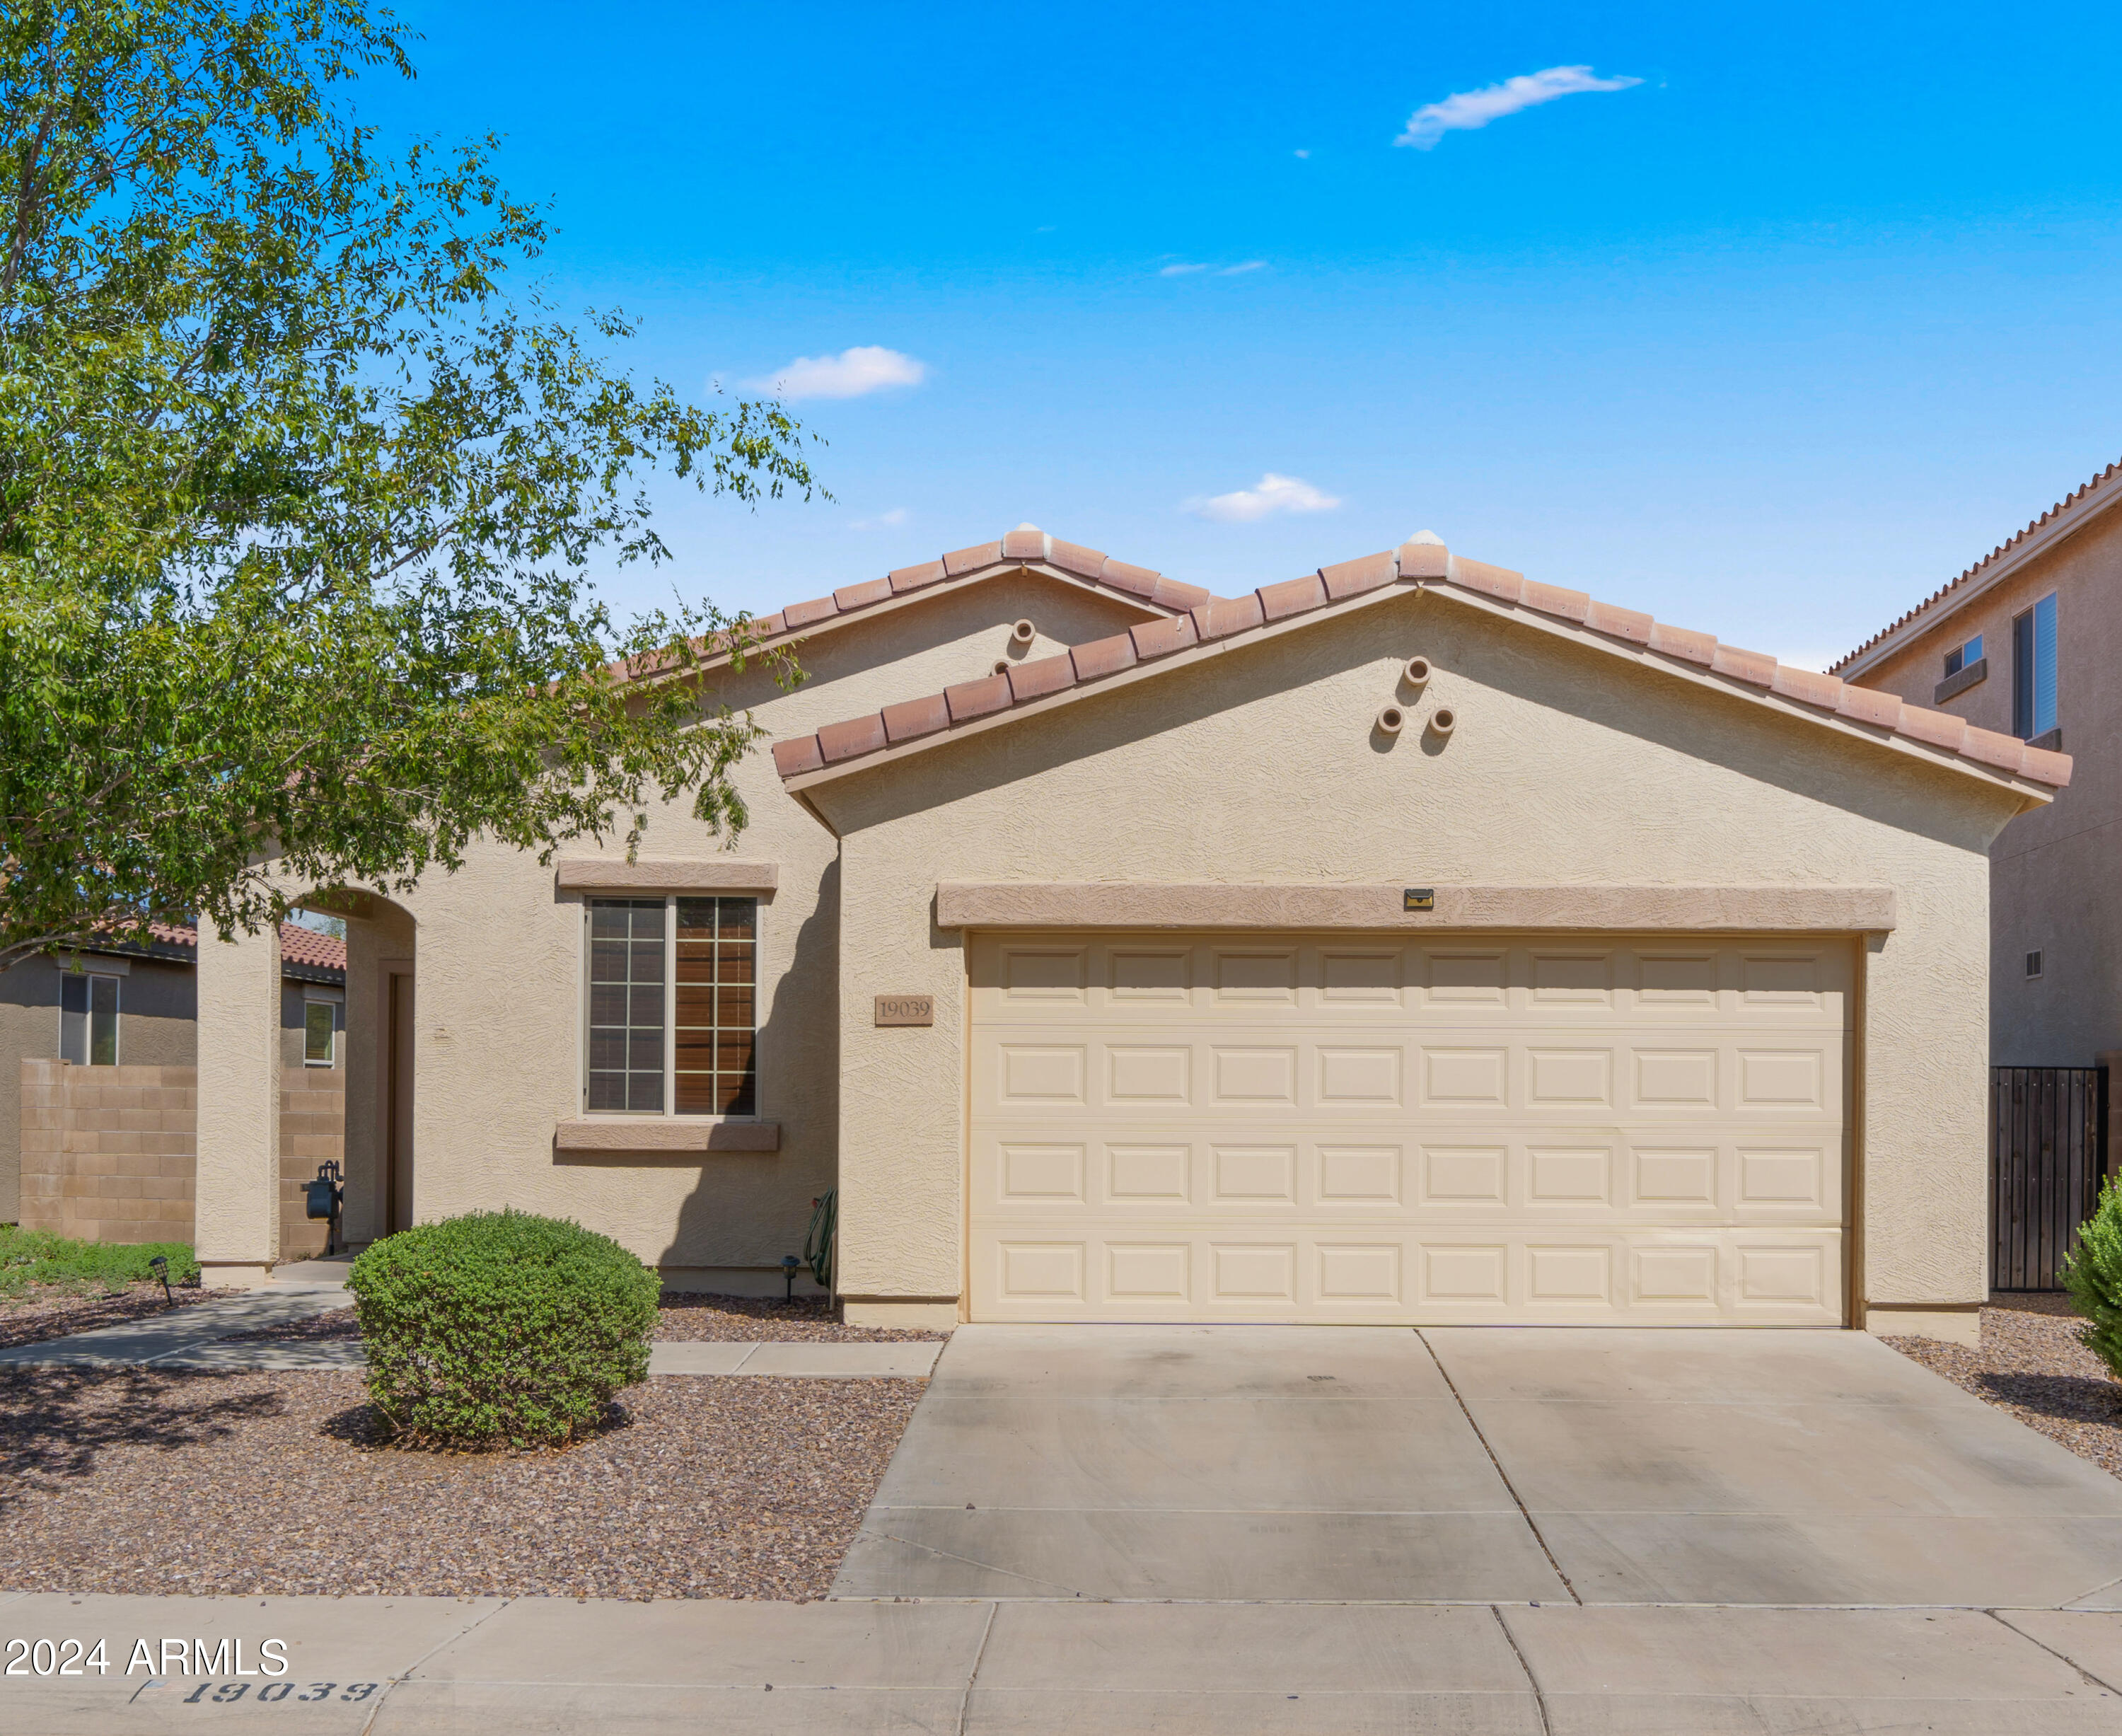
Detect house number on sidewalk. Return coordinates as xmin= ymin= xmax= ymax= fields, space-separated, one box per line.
xmin=874 ymin=995 xmax=934 ymax=1026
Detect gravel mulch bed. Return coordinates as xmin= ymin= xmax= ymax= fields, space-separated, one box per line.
xmin=1890 ymin=1292 xmax=2122 ymax=1481
xmin=0 ymin=1280 xmax=221 ymax=1352
xmin=0 ymin=1367 xmax=922 ymax=1599
xmin=655 ymin=1293 xmax=946 ymax=1343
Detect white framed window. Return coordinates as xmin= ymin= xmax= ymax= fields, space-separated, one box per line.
xmin=2026 ymin=949 xmax=2044 ymax=980
xmin=2013 ymin=594 xmax=2058 ymax=739
xmin=303 ymin=996 xmax=338 ymax=1066
xmin=59 ymin=973 xmax=120 ymax=1065
xmin=1942 ymin=633 xmax=1983 ymax=678
xmin=584 ymin=896 xmax=758 ymax=1116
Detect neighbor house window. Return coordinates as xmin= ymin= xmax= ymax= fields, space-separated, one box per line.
xmin=1942 ymin=634 xmax=1983 ymax=678
xmin=2012 ymin=594 xmax=2058 ymax=739
xmin=585 ymin=896 xmax=757 ymax=1115
xmin=2027 ymin=949 xmax=2044 ymax=980
xmin=303 ymin=997 xmax=337 ymax=1067
xmin=59 ymin=972 xmax=119 ymax=1065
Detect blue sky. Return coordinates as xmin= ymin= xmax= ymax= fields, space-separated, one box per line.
xmin=367 ymin=1 xmax=2122 ymax=668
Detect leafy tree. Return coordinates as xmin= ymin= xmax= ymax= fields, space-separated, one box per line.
xmin=0 ymin=0 xmax=816 ymax=973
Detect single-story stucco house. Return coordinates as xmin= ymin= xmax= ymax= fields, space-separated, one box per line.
xmin=181 ymin=526 xmax=2069 ymax=1342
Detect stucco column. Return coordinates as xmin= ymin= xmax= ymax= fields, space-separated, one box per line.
xmin=194 ymin=916 xmax=281 ymax=1287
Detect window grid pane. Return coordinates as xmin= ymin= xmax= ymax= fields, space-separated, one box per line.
xmin=675 ymin=897 xmax=758 ymax=1116
xmin=586 ymin=899 xmax=666 ymax=1111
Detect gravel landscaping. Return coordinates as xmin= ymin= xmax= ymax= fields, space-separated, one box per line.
xmin=1891 ymin=1292 xmax=2122 ymax=1480
xmin=0 ymin=1365 xmax=922 ymax=1599
xmin=0 ymin=1280 xmax=221 ymax=1352
xmin=655 ymin=1293 xmax=946 ymax=1343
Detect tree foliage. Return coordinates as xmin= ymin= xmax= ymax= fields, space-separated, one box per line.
xmin=0 ymin=0 xmax=816 ymax=971
xmin=2064 ymin=1178 xmax=2122 ymax=1379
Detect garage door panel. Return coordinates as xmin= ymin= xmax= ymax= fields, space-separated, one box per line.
xmin=971 ymin=1222 xmax=1845 ymax=1324
xmin=969 ymin=931 xmax=1850 ymax=1324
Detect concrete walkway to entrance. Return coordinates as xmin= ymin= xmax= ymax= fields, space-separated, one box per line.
xmin=0 ymin=1262 xmax=941 ymax=1378
xmin=837 ymin=1324 xmax=2122 ymax=1607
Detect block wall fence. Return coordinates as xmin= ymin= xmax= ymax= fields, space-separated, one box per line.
xmin=17 ymin=1059 xmax=342 ymax=1261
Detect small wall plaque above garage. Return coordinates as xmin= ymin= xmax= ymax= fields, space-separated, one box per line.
xmin=875 ymin=995 xmax=934 ymax=1027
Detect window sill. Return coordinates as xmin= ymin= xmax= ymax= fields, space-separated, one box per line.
xmin=1934 ymin=656 xmax=1987 ymax=705
xmin=2027 ymin=726 xmax=2063 ymax=753
xmin=554 ymin=1117 xmax=780 ymax=1154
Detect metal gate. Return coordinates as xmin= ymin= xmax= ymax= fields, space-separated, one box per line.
xmin=1991 ymin=1067 xmax=2108 ymax=1291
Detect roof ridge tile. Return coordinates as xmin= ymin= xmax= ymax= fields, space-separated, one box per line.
xmin=772 ymin=536 xmax=2071 ymax=796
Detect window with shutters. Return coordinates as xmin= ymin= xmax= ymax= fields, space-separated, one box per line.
xmin=584 ymin=896 xmax=758 ymax=1115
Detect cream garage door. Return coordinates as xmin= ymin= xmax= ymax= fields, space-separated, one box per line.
xmin=968 ymin=931 xmax=1850 ymax=1325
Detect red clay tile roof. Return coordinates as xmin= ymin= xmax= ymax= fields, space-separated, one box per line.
xmin=772 ymin=536 xmax=2072 ymax=794
xmin=1832 ymin=458 xmax=2122 ymax=675
xmin=613 ymin=525 xmax=1210 ymax=685
xmin=74 ymin=920 xmax=347 ymax=978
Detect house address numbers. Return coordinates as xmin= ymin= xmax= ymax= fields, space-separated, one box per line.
xmin=874 ymin=995 xmax=934 ymax=1027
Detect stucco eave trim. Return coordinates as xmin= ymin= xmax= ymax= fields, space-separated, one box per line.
xmin=555 ymin=860 xmax=779 ymax=893
xmin=935 ymin=882 xmax=1898 ymax=933
xmin=553 ymin=1118 xmax=781 ymax=1153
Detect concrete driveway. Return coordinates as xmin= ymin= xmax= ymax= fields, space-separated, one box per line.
xmin=834 ymin=1324 xmax=2122 ymax=1607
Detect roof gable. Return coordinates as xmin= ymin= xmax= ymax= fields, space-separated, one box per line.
xmin=1833 ymin=458 xmax=2122 ymax=677
xmin=772 ymin=538 xmax=2071 ymax=799
xmin=618 ymin=525 xmax=1211 ymax=688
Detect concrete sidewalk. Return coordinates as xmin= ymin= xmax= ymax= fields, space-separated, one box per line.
xmin=3 ymin=1592 xmax=2121 ymax=1733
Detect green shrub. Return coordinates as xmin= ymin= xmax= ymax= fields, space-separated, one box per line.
xmin=2064 ymin=1178 xmax=2122 ymax=1378
xmin=347 ymin=1209 xmax=659 ymax=1449
xmin=0 ymin=1226 xmax=199 ymax=1297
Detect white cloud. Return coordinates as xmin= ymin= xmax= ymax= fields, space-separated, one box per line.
xmin=1395 ymin=65 xmax=1640 ymax=150
xmin=748 ymin=345 xmax=927 ymax=401
xmin=1187 ymin=473 xmax=1343 ymax=523
xmin=1219 ymin=260 xmax=1266 ymax=275
xmin=1159 ymin=261 xmax=1209 ymax=277
xmin=852 ymin=507 xmax=910 ymax=531
xmin=1293 ymin=149 xmax=1310 ymax=159
xmin=1161 ymin=260 xmax=1265 ymax=278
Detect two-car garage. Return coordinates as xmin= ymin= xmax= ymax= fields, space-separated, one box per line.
xmin=968 ymin=930 xmax=1850 ymax=1325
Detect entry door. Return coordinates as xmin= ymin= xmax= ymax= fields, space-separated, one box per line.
xmin=966 ymin=931 xmax=1850 ymax=1325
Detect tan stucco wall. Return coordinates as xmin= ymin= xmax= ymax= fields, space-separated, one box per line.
xmin=1851 ymin=505 xmax=2122 ymax=1065
xmin=0 ymin=954 xmax=195 ymax=1225
xmin=804 ymin=584 xmax=2029 ymax=1311
xmin=361 ymin=572 xmax=1155 ymax=1275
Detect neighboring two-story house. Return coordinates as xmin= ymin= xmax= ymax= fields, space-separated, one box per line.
xmin=1832 ymin=458 xmax=2121 ymax=1070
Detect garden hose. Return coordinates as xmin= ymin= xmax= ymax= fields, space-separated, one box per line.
xmin=803 ymin=1188 xmax=836 ymax=1293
